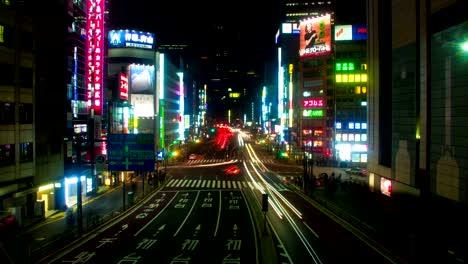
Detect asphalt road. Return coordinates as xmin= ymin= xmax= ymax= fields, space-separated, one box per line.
xmin=45 ymin=174 xmax=260 ymax=263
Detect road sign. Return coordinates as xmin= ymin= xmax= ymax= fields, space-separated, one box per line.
xmin=107 ymin=133 xmax=155 ymax=171
xmin=157 ymin=151 xmax=164 ymax=160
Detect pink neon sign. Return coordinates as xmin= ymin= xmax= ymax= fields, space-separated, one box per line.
xmin=86 ymin=0 xmax=104 ymax=115
xmin=303 ymin=98 xmax=324 ymax=108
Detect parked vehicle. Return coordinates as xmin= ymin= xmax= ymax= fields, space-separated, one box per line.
xmin=345 ymin=167 xmax=368 ymax=176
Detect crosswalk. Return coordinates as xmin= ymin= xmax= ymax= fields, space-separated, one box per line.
xmin=186 ymin=159 xmax=277 ymax=165
xmin=164 ymin=179 xmax=289 ymax=191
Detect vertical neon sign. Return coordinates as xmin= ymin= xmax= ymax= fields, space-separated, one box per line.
xmin=86 ymin=0 xmax=104 ymax=116
xmin=177 ymin=72 xmax=184 ymax=141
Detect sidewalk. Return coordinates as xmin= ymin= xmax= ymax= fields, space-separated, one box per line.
xmin=253 ymin=143 xmax=466 ymax=264
xmin=0 ymin=180 xmax=160 ymax=264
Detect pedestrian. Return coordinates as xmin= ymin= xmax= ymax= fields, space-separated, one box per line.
xmin=336 ymin=173 xmax=342 ymax=191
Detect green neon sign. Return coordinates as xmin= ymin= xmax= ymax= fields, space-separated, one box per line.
xmin=336 ymin=62 xmax=355 ymax=71
xmin=303 ymin=109 xmax=324 ymax=117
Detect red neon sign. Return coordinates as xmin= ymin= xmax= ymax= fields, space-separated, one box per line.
xmin=119 ymin=73 xmax=128 ymax=100
xmin=86 ymin=0 xmax=105 ymax=115
xmin=303 ymin=99 xmax=324 ymax=108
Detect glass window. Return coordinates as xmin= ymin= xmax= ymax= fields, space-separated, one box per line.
xmin=349 ymin=134 xmax=355 ymax=141
xmin=19 ymin=103 xmax=33 ymax=124
xmin=342 ymin=134 xmax=348 ymax=141
xmin=348 ymin=122 xmax=354 ymax=129
xmin=361 ymin=134 xmax=367 ymax=141
xmin=19 ymin=67 xmax=33 ymax=88
xmin=20 ymin=142 xmax=33 ymax=163
xmin=355 ymin=122 xmax=361 ymax=129
xmin=355 ymin=134 xmax=361 ymax=141
xmin=362 ymin=123 xmax=367 ymax=129
xmin=336 ymin=133 xmax=342 ymax=141
xmin=361 ymin=74 xmax=368 ymax=82
xmin=360 ymin=153 xmax=368 ymax=163
xmin=0 ymin=63 xmax=15 ymax=85
xmin=336 ymin=122 xmax=341 ymax=129
xmin=336 ymin=74 xmax=342 ymax=82
xmin=0 ymin=102 xmax=15 ymax=124
xmin=0 ymin=144 xmax=15 ymax=167
xmin=354 ymin=74 xmax=361 ymax=82
xmin=352 ymin=153 xmax=360 ymax=162
xmin=355 ymin=86 xmax=361 ymax=94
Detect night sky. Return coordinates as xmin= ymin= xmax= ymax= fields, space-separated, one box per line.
xmin=109 ymin=0 xmax=281 ymax=64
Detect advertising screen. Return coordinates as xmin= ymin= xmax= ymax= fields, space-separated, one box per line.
xmin=129 ymin=64 xmax=155 ymax=94
xmin=299 ymin=14 xmax=332 ymax=58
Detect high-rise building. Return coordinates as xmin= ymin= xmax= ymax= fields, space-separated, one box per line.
xmin=333 ymin=25 xmax=368 ymax=165
xmin=0 ymin=0 xmax=111 ymax=225
xmin=367 ymin=0 xmax=467 ymax=206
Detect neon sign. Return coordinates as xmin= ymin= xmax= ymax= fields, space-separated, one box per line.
xmin=119 ymin=73 xmax=128 ymax=100
xmin=108 ymin=30 xmax=155 ymax=50
xmin=303 ymin=109 xmax=324 ymax=117
xmin=303 ymin=98 xmax=324 ymax=108
xmin=85 ymin=0 xmax=104 ymax=116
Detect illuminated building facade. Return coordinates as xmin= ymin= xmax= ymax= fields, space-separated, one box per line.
xmin=333 ymin=24 xmax=368 ymax=165
xmin=0 ymin=0 xmax=111 ymax=221
xmin=299 ymin=14 xmax=334 ymax=162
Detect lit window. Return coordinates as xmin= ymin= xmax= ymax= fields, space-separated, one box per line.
xmin=336 ymin=122 xmax=342 ymax=129
xmin=361 ymin=134 xmax=367 ymax=141
xmin=354 ymin=74 xmax=361 ymax=82
xmin=313 ymin=140 xmax=323 ymax=147
xmin=336 ymin=63 xmax=341 ymax=71
xmin=336 ymin=74 xmax=342 ymax=82
xmin=355 ymin=86 xmax=361 ymax=94
xmin=359 ymin=154 xmax=367 ymax=163
xmin=362 ymin=86 xmax=367 ymax=93
xmin=343 ymin=134 xmax=348 ymax=141
xmin=355 ymin=123 xmax=361 ymax=129
xmin=343 ymin=74 xmax=348 ymax=82
xmin=343 ymin=63 xmax=348 ymax=71
xmin=0 ymin=25 xmax=4 ymax=43
xmin=348 ymin=74 xmax=355 ymax=82
xmin=336 ymin=133 xmax=342 ymax=141
xmin=361 ymin=64 xmax=367 ymax=70
xmin=362 ymin=123 xmax=367 ymax=129
xmin=349 ymin=134 xmax=354 ymax=141
xmin=348 ymin=122 xmax=354 ymax=129
xmin=355 ymin=134 xmax=361 ymax=141
xmin=361 ymin=74 xmax=368 ymax=82
xmin=349 ymin=63 xmax=355 ymax=70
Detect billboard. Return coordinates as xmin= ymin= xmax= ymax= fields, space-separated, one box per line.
xmin=85 ymin=0 xmax=105 ymax=116
xmin=108 ymin=30 xmax=155 ymax=50
xmin=131 ymin=94 xmax=154 ymax=117
xmin=299 ymin=14 xmax=332 ymax=58
xmin=335 ymin=24 xmax=367 ymax=41
xmin=129 ymin=64 xmax=155 ymax=94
